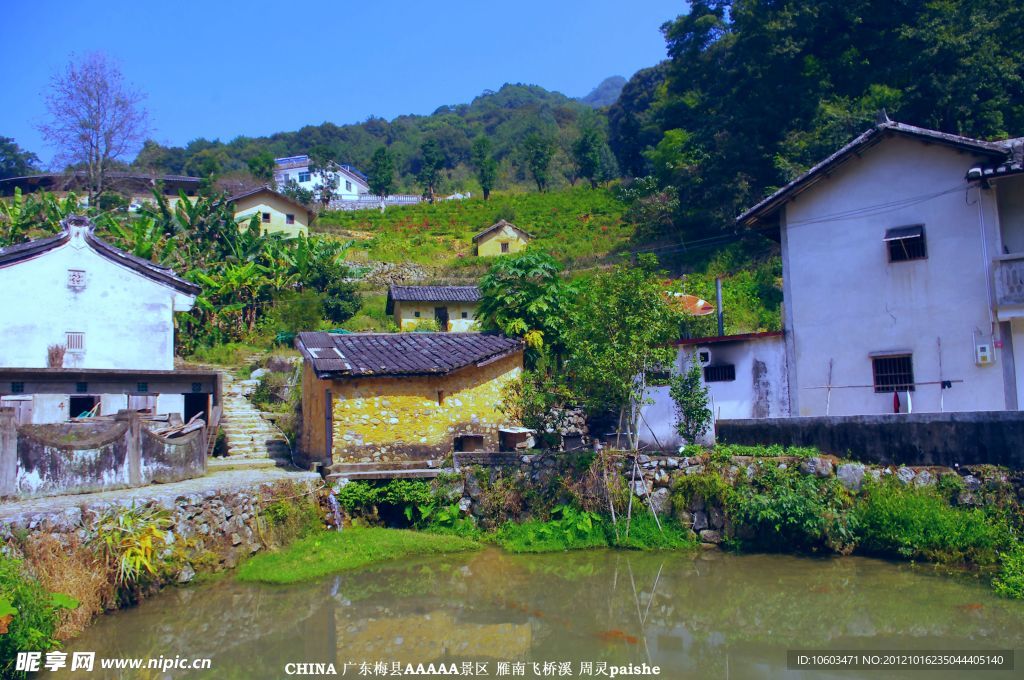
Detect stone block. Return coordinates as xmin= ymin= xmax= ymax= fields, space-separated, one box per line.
xmin=837 ymin=463 xmax=865 ymax=492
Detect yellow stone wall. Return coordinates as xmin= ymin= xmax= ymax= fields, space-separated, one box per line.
xmin=394 ymin=301 xmax=479 ymax=332
xmin=305 ymin=352 xmax=522 ymax=463
xmin=475 ymin=226 xmax=529 ymax=257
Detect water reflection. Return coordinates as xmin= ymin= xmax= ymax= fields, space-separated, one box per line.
xmin=55 ymin=549 xmax=1024 ymax=679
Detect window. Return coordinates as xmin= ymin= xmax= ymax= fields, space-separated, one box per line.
xmin=345 ymin=180 xmax=352 ymax=192
xmin=261 ymin=212 xmax=271 ymax=223
xmin=11 ymin=382 xmax=24 ymax=394
xmin=136 ymin=382 xmax=149 ymax=393
xmin=75 ymin=382 xmax=88 ymax=393
xmin=298 ymin=172 xmax=311 ymax=183
xmin=872 ymin=354 xmax=915 ymax=392
xmin=885 ymin=225 xmax=927 ymax=262
xmin=66 ymin=332 xmax=85 ymax=353
xmin=414 ymin=311 xmax=421 ymax=318
xmin=67 ymin=269 xmax=86 ymax=289
xmin=461 ymin=312 xmax=469 ymax=319
xmin=703 ymin=364 xmax=736 ymax=382
xmin=286 ymin=214 xmax=295 ymax=224
xmin=501 ymin=242 xmax=510 ymax=253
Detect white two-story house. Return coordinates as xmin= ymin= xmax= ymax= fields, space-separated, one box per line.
xmin=273 ymin=155 xmax=369 ymax=203
xmin=738 ymin=120 xmax=1023 ymax=416
xmin=0 ymin=216 xmax=218 ymax=424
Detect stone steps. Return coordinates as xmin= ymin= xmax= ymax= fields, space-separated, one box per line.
xmin=213 ymin=371 xmax=293 ymax=465
xmin=208 ymin=457 xmax=285 ymax=472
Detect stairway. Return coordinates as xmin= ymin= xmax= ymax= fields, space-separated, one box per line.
xmin=325 ymin=460 xmax=451 ymax=481
xmin=208 ymin=371 xmax=293 ymax=471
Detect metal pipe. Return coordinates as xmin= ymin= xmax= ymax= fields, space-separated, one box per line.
xmin=715 ymin=277 xmax=724 ymax=337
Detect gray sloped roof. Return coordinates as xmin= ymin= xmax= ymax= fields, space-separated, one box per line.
xmin=385 ymin=285 xmax=480 ymax=313
xmin=471 ymin=219 xmax=533 ymax=243
xmin=0 ymin=215 xmax=200 ymax=296
xmin=296 ymin=331 xmax=521 ymax=378
xmin=736 ymin=121 xmax=1013 ymax=228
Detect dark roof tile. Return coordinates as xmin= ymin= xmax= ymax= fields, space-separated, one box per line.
xmin=385 ymin=285 xmax=481 ymax=313
xmin=296 ymin=331 xmax=521 ymax=378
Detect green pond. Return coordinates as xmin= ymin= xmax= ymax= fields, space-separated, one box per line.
xmin=54 ymin=548 xmax=1023 ymax=679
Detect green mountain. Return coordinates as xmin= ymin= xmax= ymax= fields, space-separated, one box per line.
xmin=132 ymin=84 xmax=600 ymax=194
xmin=578 ymin=76 xmax=627 ymax=108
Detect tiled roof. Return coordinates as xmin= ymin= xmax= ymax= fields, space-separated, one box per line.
xmin=385 ymin=285 xmax=480 ymax=313
xmin=229 ymin=186 xmax=314 ymax=221
xmin=737 ymin=121 xmax=1013 ymax=227
xmin=0 ymin=215 xmax=200 ymax=296
xmin=471 ymin=219 xmax=533 ymax=243
xmin=296 ymin=331 xmax=522 ymax=378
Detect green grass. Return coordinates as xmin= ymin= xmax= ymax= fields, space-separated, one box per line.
xmin=235 ymin=527 xmax=481 ymax=584
xmin=993 ymin=543 xmax=1024 ymax=599
xmin=316 ymin=188 xmax=631 ymax=268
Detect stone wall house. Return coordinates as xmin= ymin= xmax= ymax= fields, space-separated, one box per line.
xmin=385 ymin=285 xmax=481 ymax=332
xmin=0 ymin=215 xmax=217 ymax=425
xmin=472 ymin=220 xmax=531 ymax=257
xmin=738 ymin=120 xmax=1024 ymax=416
xmin=230 ymin=186 xmax=312 ymax=238
xmin=296 ymin=331 xmax=523 ymax=468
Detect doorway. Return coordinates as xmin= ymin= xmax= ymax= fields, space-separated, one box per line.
xmin=69 ymin=395 xmax=97 ymax=418
xmin=434 ymin=306 xmax=449 ymax=331
xmin=184 ymin=393 xmax=210 ymax=424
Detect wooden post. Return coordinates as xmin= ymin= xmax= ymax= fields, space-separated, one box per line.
xmin=324 ymin=389 xmax=333 ymax=467
xmin=0 ymin=408 xmax=18 ymax=497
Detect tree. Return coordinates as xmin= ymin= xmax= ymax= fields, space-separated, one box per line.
xmin=470 ymin=136 xmax=498 ymax=200
xmin=417 ymin=139 xmax=444 ymax=203
xmin=0 ymin=137 xmax=40 ymax=179
xmin=368 ymin=146 xmax=395 ymax=202
xmin=564 ymin=254 xmax=680 ymax=450
xmin=522 ymin=133 xmax=554 ymax=191
xmin=571 ymin=126 xmax=604 ymax=188
xmin=39 ymin=52 xmax=149 ymax=202
xmin=477 ymin=251 xmax=574 ymax=366
xmin=670 ymin=361 xmax=712 ymax=444
xmin=309 ymin=147 xmax=341 ymax=209
xmin=247 ymin=151 xmax=276 ymax=183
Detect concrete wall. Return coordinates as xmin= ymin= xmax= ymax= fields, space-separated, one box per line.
xmin=996 ymin=175 xmax=1024 ymax=253
xmin=233 ymin=194 xmax=309 ymax=238
xmin=476 ymin=227 xmax=529 ymax=257
xmin=394 ymin=301 xmax=479 ymax=332
xmin=638 ymin=336 xmax=789 ymax=449
xmin=0 ymin=226 xmax=191 ymax=371
xmin=301 ymin=353 xmax=523 ymax=465
xmin=780 ymin=135 xmax=1007 ymax=416
xmin=1 ymin=409 xmax=207 ymax=498
xmin=717 ymin=412 xmax=1024 ymax=468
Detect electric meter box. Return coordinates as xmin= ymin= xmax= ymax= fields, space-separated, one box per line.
xmin=976 ymin=343 xmax=994 ymax=366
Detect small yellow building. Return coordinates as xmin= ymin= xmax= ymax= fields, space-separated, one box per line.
xmin=296 ymin=331 xmax=523 ymax=467
xmin=385 ymin=285 xmax=481 ymax=332
xmin=472 ymin=219 xmax=532 ymax=257
xmin=230 ymin=187 xmax=311 ymax=238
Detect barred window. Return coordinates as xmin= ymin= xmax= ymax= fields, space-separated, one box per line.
xmin=885 ymin=225 xmax=927 ymax=262
xmin=66 ymin=332 xmax=85 ymax=353
xmin=872 ymin=354 xmax=915 ymax=392
xmin=703 ymin=364 xmax=736 ymax=382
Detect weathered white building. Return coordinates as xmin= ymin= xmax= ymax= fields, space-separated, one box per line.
xmin=738 ymin=120 xmax=1024 ymax=416
xmin=273 ymin=155 xmax=369 ymax=202
xmin=0 ymin=216 xmax=201 ymax=422
xmin=639 ymin=332 xmax=790 ymax=448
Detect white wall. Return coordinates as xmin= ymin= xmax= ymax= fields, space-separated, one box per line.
xmin=638 ymin=336 xmax=789 ymax=449
xmin=781 ymin=135 xmax=1006 ymax=415
xmin=996 ymin=175 xmax=1024 ymax=253
xmin=0 ymin=232 xmax=190 ymax=371
xmin=275 ymin=165 xmax=366 ymax=201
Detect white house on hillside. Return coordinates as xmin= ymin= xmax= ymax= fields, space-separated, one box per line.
xmin=0 ymin=216 xmax=204 ymax=422
xmin=274 ymin=155 xmax=369 ymax=203
xmin=738 ymin=120 xmax=1024 ymax=416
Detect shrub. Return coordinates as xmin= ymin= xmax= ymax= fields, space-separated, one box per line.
xmin=855 ymin=481 xmax=1008 ymax=564
xmin=993 ymin=543 xmax=1024 ymax=599
xmin=608 ymin=514 xmax=697 ymax=550
xmin=0 ymin=556 xmax=70 ymax=677
xmin=728 ymin=462 xmax=858 ymax=553
xmin=494 ymin=505 xmax=607 ymax=553
xmin=93 ymin=504 xmax=172 ymax=596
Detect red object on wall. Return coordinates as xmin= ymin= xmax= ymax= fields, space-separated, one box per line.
xmin=893 ymin=392 xmax=901 ymax=413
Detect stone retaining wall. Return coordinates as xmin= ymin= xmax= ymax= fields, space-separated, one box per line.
xmin=450 ymin=451 xmax=1022 ymax=543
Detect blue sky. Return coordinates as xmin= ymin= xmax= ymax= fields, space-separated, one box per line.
xmin=0 ymin=1 xmax=685 ymax=166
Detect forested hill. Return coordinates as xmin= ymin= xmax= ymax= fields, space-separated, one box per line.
xmin=132 ymin=83 xmax=603 ymax=193
xmin=578 ymin=76 xmax=627 ymax=108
